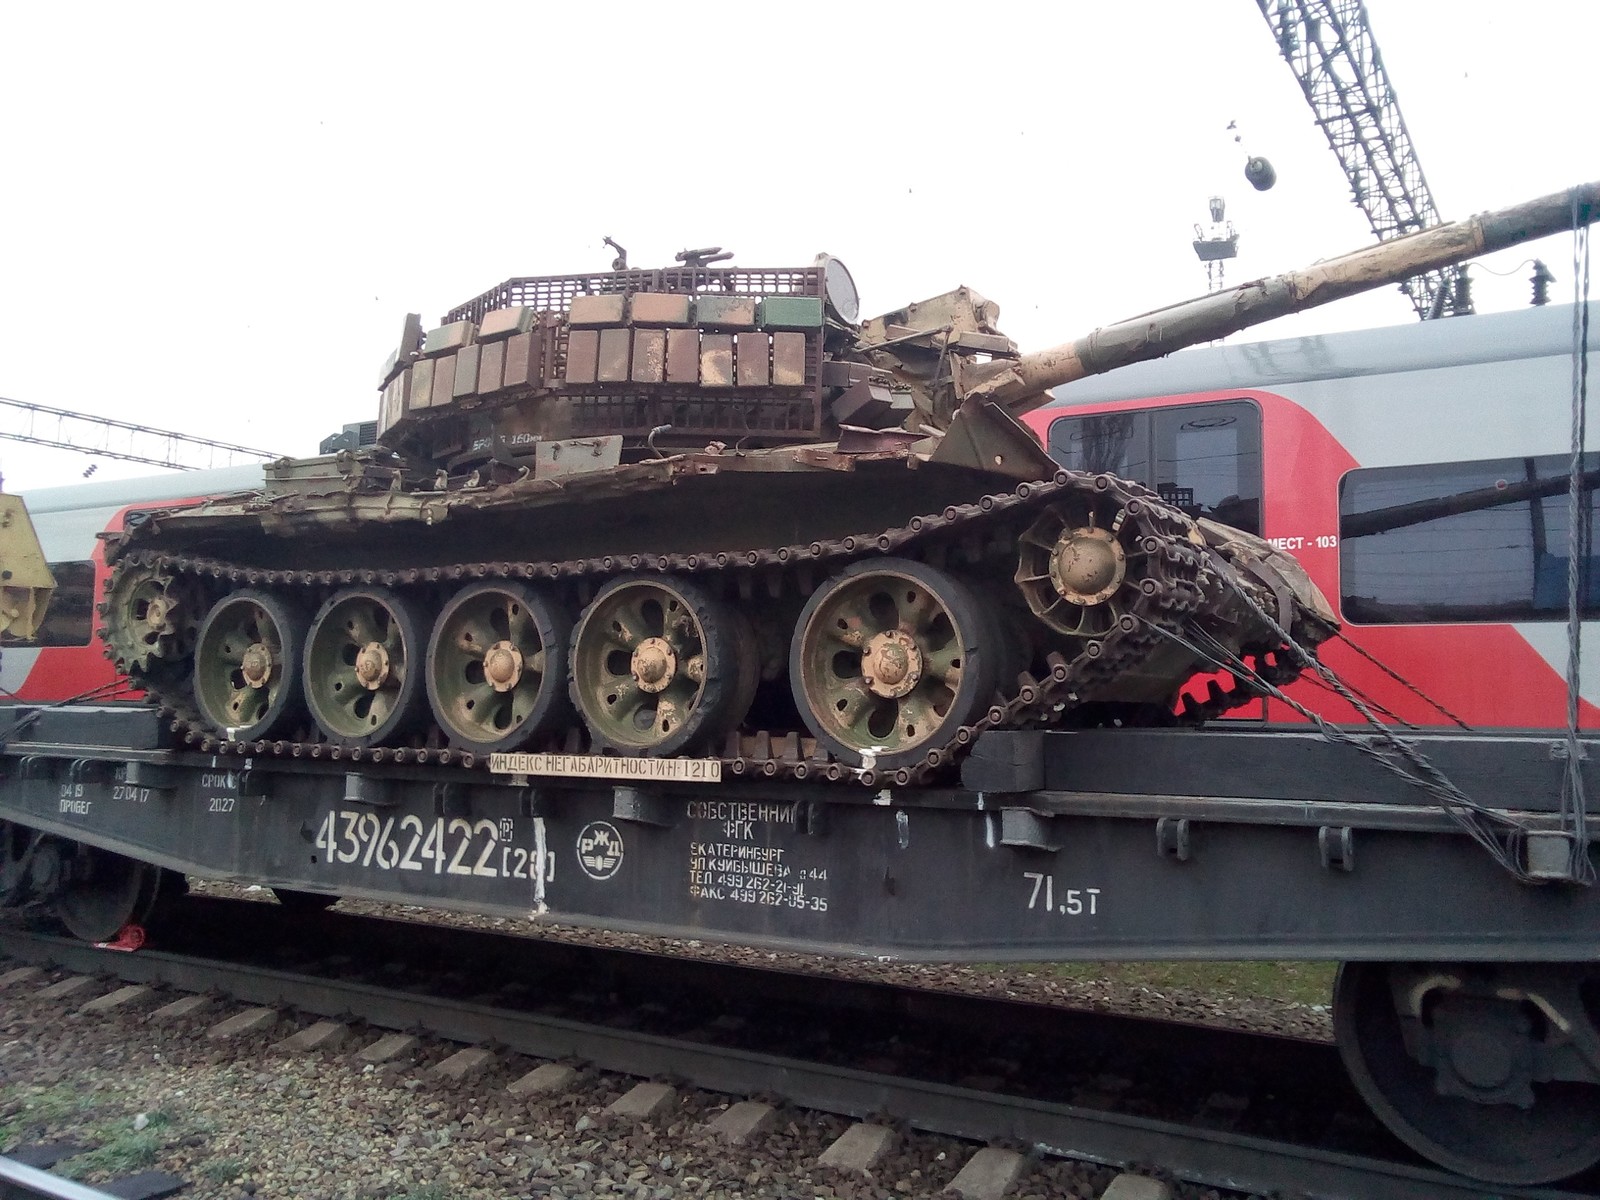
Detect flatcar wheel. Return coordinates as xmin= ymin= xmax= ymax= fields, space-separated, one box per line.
xmin=569 ymin=574 xmax=743 ymax=756
xmin=193 ymin=589 xmax=305 ymax=739
xmin=55 ymin=848 xmax=161 ymax=943
xmin=1334 ymin=961 xmax=1600 ymax=1185
xmin=426 ymin=582 xmax=572 ymax=753
xmin=304 ymin=587 xmax=429 ymax=748
xmin=791 ymin=557 xmax=997 ymax=771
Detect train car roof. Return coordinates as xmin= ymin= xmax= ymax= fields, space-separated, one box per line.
xmin=1047 ymin=301 xmax=1596 ymax=408
xmin=18 ymin=462 xmax=266 ymax=514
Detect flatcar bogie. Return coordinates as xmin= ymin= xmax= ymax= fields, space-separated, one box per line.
xmin=1334 ymin=960 xmax=1600 ymax=1184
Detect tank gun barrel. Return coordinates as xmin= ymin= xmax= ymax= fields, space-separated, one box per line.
xmin=963 ymin=180 xmax=1600 ymax=418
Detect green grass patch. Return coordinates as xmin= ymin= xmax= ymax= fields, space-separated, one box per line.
xmin=1014 ymin=961 xmax=1336 ymax=1007
xmin=403 ymin=1185 xmax=457 ymax=1200
xmin=198 ymin=1158 xmax=245 ymax=1184
xmin=58 ymin=1130 xmax=162 ymax=1179
xmin=56 ymin=1110 xmax=173 ymax=1181
xmin=5 ymin=1083 xmax=103 ymax=1124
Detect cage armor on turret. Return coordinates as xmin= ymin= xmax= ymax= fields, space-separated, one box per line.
xmin=100 ymin=182 xmax=1599 ymax=782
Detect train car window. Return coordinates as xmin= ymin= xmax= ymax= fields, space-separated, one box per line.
xmin=0 ymin=560 xmax=95 ymax=648
xmin=1047 ymin=411 xmax=1149 ymax=481
xmin=1153 ymin=402 xmax=1261 ymax=534
xmin=1046 ymin=401 xmax=1261 ymax=534
xmin=1339 ymin=453 xmax=1600 ymax=624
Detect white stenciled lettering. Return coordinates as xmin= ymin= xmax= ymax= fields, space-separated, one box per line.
xmin=1021 ymin=871 xmax=1102 ymax=917
xmin=311 ymin=811 xmax=552 ymax=885
xmin=683 ymin=801 xmax=797 ymax=826
xmin=488 ymin=752 xmax=721 ymax=783
xmin=687 ymin=841 xmax=827 ymax=912
xmin=59 ymin=797 xmax=92 ymax=815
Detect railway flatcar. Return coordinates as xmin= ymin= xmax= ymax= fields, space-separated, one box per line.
xmin=1027 ymin=300 xmax=1600 ymax=732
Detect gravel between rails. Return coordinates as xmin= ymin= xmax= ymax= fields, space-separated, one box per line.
xmin=0 ymin=965 xmax=1244 ymax=1200
xmin=192 ymin=880 xmax=1334 ymax=1043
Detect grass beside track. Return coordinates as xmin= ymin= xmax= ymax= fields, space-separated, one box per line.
xmin=1010 ymin=961 xmax=1337 ymax=1008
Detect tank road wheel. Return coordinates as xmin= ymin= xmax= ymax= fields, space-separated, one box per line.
xmin=569 ymin=575 xmax=746 ymax=756
xmin=303 ymin=587 xmax=429 ymax=748
xmin=1334 ymin=961 xmax=1600 ymax=1185
xmin=54 ymin=847 xmax=162 ymax=943
xmin=104 ymin=564 xmax=206 ymax=678
xmin=426 ymin=582 xmax=572 ymax=753
xmin=791 ymin=558 xmax=997 ymax=771
xmin=192 ymin=590 xmax=305 ymax=739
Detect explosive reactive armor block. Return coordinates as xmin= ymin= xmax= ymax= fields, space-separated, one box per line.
xmin=375 ymin=263 xmax=841 ymax=452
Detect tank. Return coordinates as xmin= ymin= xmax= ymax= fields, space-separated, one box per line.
xmin=100 ymin=183 xmax=1599 ymax=782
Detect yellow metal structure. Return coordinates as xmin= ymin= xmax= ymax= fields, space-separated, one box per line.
xmin=0 ymin=494 xmax=55 ymax=639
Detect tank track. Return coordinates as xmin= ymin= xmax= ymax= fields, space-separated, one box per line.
xmin=102 ymin=470 xmax=1302 ymax=787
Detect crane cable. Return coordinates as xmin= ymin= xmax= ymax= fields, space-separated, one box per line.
xmin=1561 ymin=196 xmax=1595 ymax=884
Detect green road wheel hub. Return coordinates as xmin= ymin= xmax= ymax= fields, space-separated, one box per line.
xmin=425 ymin=582 xmax=569 ymax=753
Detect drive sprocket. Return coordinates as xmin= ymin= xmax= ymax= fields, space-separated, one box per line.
xmin=103 ymin=564 xmax=206 ymax=676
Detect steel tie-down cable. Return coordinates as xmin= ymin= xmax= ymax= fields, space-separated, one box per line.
xmin=1157 ymin=616 xmax=1536 ymax=881
xmin=1331 ymin=631 xmax=1471 ymax=730
xmin=1561 ymin=198 xmax=1596 ymax=884
xmin=1160 ymin=551 xmax=1543 ymax=881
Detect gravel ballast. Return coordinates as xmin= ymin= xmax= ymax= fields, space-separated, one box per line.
xmin=0 ymin=967 xmax=1240 ymax=1200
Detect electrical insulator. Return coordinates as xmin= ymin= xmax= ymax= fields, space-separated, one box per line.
xmin=1531 ymin=259 xmax=1555 ymax=306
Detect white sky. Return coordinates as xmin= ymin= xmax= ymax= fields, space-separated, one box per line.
xmin=0 ymin=0 xmax=1593 ymax=492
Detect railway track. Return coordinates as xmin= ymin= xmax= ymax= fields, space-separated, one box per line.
xmin=3 ymin=898 xmax=1591 ymax=1200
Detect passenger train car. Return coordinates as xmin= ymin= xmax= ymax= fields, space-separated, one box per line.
xmin=1027 ymin=300 xmax=1600 ymax=730
xmin=6 ymin=301 xmax=1596 ymax=734
xmin=0 ymin=465 xmax=264 ymax=701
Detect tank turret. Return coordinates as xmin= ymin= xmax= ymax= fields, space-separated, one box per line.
xmin=100 ymin=182 xmax=1598 ymax=782
xmin=373 ymin=183 xmax=1598 ymax=485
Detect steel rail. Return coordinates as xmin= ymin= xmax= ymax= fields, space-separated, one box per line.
xmin=0 ymin=1157 xmax=123 ymax=1200
xmin=1 ymin=928 xmax=1590 ymax=1200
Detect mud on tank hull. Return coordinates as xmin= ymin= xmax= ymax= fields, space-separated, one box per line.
xmin=102 ymin=443 xmax=1333 ymax=783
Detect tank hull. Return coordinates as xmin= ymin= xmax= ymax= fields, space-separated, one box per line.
xmin=104 ymin=446 xmax=1325 ymax=783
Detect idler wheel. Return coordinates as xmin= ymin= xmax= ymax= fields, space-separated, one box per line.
xmin=304 ymin=587 xmax=429 ymax=748
xmin=569 ymin=574 xmax=748 ymax=756
xmin=1050 ymin=526 xmax=1126 ymax=605
xmin=192 ymin=589 xmax=306 ymax=740
xmin=426 ymin=581 xmax=572 ymax=754
xmin=1014 ymin=500 xmax=1139 ymax=637
xmin=791 ymin=557 xmax=998 ymax=771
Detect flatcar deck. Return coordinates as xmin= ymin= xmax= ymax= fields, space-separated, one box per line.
xmin=2 ymin=704 xmax=1595 ymax=962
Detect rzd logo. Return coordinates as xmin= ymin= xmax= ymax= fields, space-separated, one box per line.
xmin=576 ymin=821 xmax=624 ymax=881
